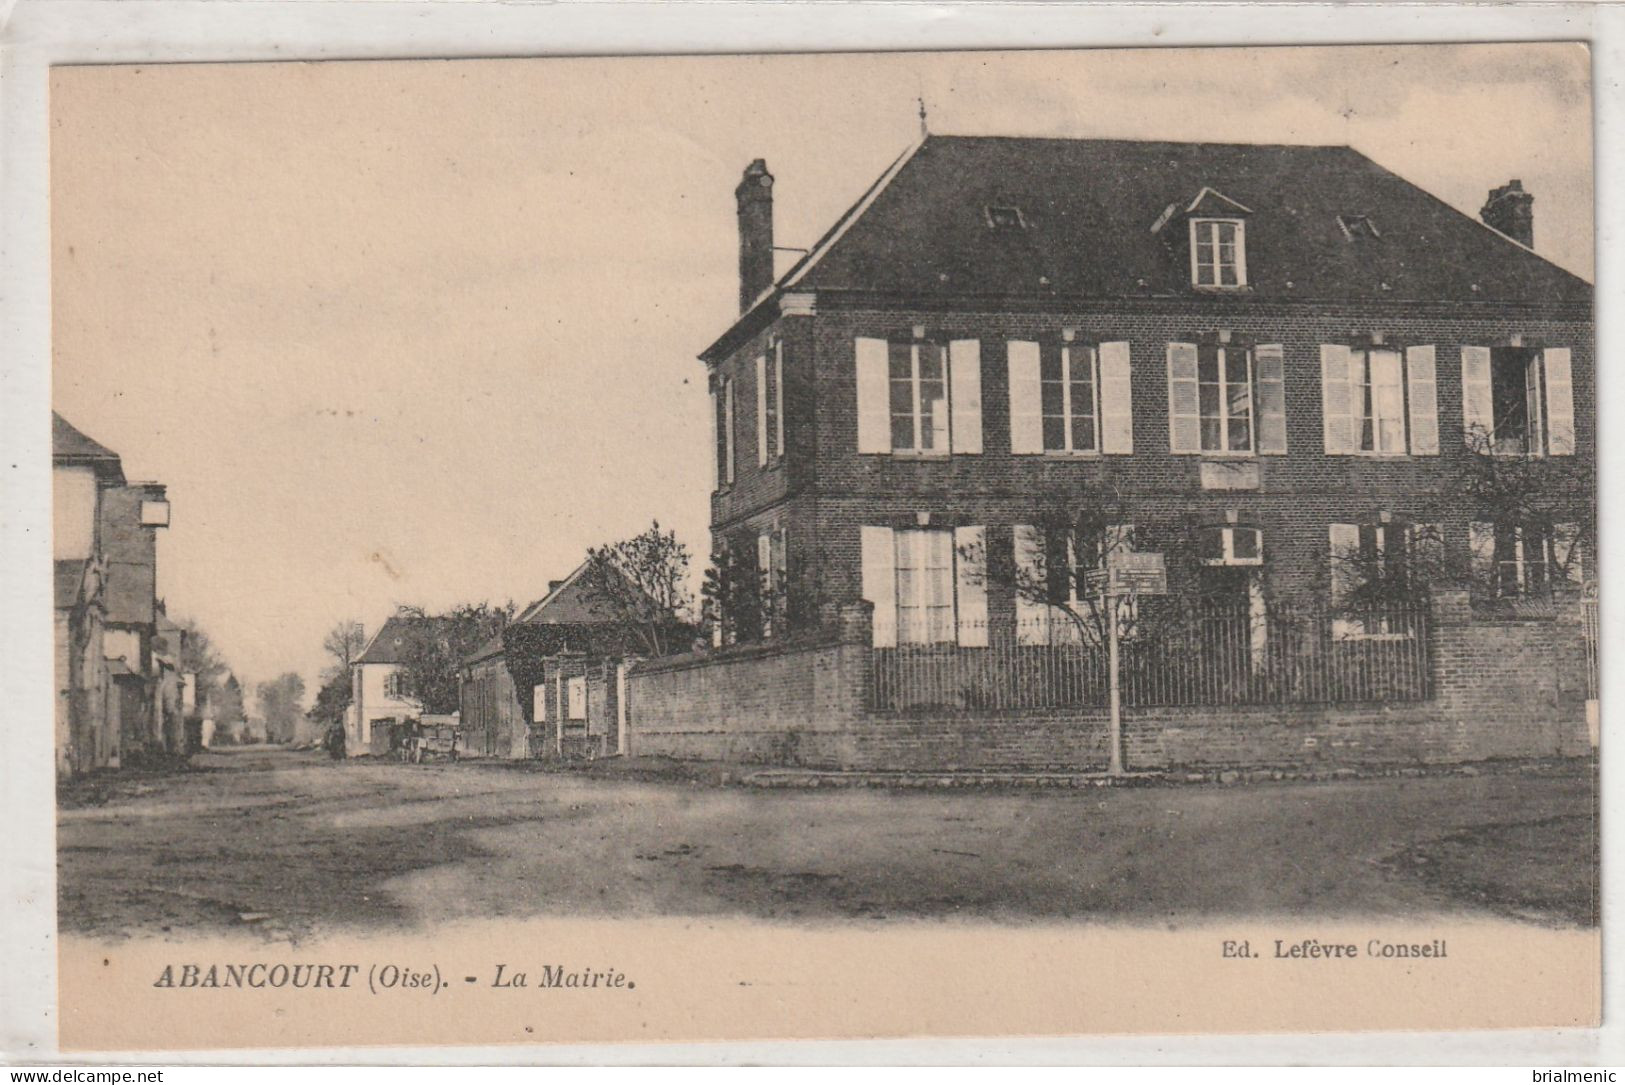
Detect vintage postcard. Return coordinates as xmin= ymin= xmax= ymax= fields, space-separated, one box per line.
xmin=40 ymin=42 xmax=1597 ymax=1052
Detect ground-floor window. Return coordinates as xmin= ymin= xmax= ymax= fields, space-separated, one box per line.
xmin=860 ymin=524 xmax=988 ymax=647
xmin=1471 ymin=521 xmax=1582 ymax=598
xmin=894 ymin=528 xmax=956 ymax=645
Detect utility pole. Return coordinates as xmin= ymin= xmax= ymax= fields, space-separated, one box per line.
xmin=1104 ymin=583 xmax=1124 ymax=776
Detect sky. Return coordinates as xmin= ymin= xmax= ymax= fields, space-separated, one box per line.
xmin=49 ymin=43 xmax=1593 ymax=702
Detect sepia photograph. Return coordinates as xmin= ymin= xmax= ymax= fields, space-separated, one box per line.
xmin=26 ymin=34 xmax=1602 ymax=1052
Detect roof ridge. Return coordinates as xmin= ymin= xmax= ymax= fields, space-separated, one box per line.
xmin=923 ymin=132 xmax=1355 ymax=151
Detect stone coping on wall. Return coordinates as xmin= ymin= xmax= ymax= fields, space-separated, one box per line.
xmin=627 ymin=633 xmax=848 ymax=678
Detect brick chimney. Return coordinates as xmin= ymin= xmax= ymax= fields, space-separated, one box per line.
xmin=736 ymin=159 xmax=775 ymax=312
xmin=1480 ymin=179 xmax=1534 ymax=248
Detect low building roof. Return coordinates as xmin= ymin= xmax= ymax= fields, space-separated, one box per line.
xmin=52 ymin=412 xmax=126 ymax=483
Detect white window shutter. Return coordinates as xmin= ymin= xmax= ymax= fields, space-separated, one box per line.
xmin=855 ymin=337 xmax=890 ymax=454
xmin=1099 ymin=340 xmax=1134 ymax=454
xmin=1167 ymin=342 xmax=1200 ymax=452
xmin=1256 ymin=343 xmax=1287 ymax=454
xmin=1544 ymin=347 xmax=1575 ymax=455
xmin=953 ymin=526 xmax=989 ymax=647
xmin=723 ymin=379 xmax=736 ymax=484
xmin=1013 ymin=524 xmax=1051 ymax=645
xmin=948 ymin=339 xmax=983 ymax=454
xmin=1461 ymin=346 xmax=1493 ymax=451
xmin=774 ymin=341 xmax=786 ymax=458
xmin=860 ymin=525 xmax=897 ymax=648
xmin=755 ymin=354 xmax=769 ymax=467
xmin=1320 ymin=344 xmax=1354 ymax=454
xmin=757 ymin=531 xmax=772 ymax=586
xmin=1328 ymin=523 xmax=1359 ymax=605
xmin=1007 ymin=340 xmax=1043 ymax=454
xmin=1405 ymin=345 xmax=1439 ymax=454
xmin=709 ymin=388 xmax=719 ymax=491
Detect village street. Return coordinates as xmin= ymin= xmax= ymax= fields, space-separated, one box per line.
xmin=57 ymin=747 xmax=1596 ymax=940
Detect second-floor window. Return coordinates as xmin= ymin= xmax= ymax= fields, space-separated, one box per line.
xmin=1008 ymin=338 xmax=1134 ymax=454
xmin=855 ymin=334 xmax=983 ymax=456
xmin=756 ymin=340 xmax=784 ymax=467
xmin=1462 ymin=345 xmax=1575 ymax=457
xmin=891 ymin=339 xmax=949 ymax=453
xmin=1167 ymin=341 xmax=1285 ymax=455
xmin=1189 ymin=218 xmax=1246 ymax=288
xmin=1321 ymin=344 xmax=1440 ymax=456
xmin=383 ymin=671 xmax=409 ymax=700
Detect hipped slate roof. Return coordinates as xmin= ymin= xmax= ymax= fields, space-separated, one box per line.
xmin=759 ymin=134 xmax=1590 ymax=312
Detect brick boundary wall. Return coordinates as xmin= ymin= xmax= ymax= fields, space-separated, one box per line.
xmin=625 ymin=592 xmax=1592 ymax=772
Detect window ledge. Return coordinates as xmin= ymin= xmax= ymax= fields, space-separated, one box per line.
xmin=885 ymin=451 xmax=953 ymax=461
xmin=1040 ymin=450 xmax=1104 ymax=460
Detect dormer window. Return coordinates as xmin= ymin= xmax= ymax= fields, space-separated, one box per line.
xmin=1338 ymin=214 xmax=1380 ymax=240
xmin=1190 ymin=218 xmax=1246 ymax=288
xmin=985 ymin=205 xmax=1026 ymax=230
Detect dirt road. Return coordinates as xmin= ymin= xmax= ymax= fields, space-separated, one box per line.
xmin=57 ymin=747 xmax=1596 ymax=939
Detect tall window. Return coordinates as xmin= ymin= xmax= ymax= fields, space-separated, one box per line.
xmin=889 ymin=339 xmax=950 ymax=454
xmin=1198 ymin=344 xmax=1254 ymax=453
xmin=893 ymin=528 xmax=956 ymax=645
xmin=1462 ymin=345 xmax=1574 ymax=457
xmin=1323 ymin=344 xmax=1438 ymax=456
xmin=1041 ymin=343 xmax=1099 ymax=453
xmin=757 ymin=342 xmax=784 ymax=467
xmin=857 ymin=335 xmax=981 ymax=456
xmin=1354 ymin=348 xmax=1407 ymax=455
xmin=1190 ymin=219 xmax=1246 ymax=288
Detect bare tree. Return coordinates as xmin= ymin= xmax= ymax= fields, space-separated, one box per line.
xmin=959 ymin=482 xmax=1151 ymax=648
xmin=580 ymin=520 xmax=694 ymax=657
xmin=321 ymin=620 xmax=368 ymax=681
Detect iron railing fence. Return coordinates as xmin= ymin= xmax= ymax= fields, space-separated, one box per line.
xmin=870 ymin=601 xmax=1433 ymax=712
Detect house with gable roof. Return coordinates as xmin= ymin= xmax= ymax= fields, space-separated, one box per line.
xmin=53 ymin=412 xmax=175 ymax=775
xmin=461 ymin=560 xmax=693 ymax=761
xmin=347 ymin=614 xmax=444 ymax=756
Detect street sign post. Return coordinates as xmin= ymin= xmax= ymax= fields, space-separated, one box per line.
xmin=1099 ymin=552 xmax=1166 ymax=775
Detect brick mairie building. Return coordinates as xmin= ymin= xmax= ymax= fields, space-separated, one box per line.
xmin=623 ymin=134 xmax=1596 ymax=772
